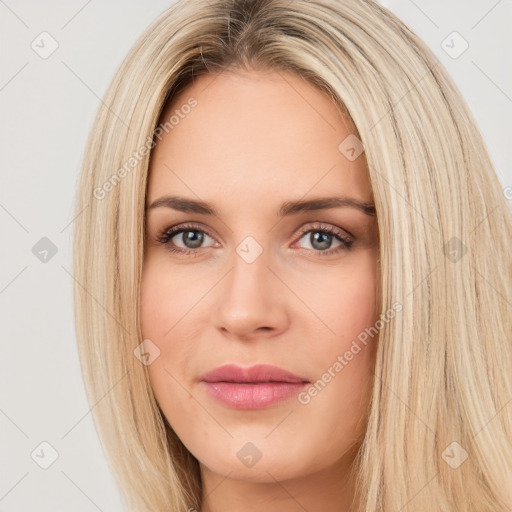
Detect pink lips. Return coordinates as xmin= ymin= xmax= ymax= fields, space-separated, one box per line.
xmin=200 ymin=364 xmax=310 ymax=409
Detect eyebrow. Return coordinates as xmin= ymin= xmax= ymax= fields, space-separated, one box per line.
xmin=146 ymin=195 xmax=376 ymax=217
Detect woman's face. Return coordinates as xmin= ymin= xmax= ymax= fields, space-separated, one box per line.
xmin=141 ymin=68 xmax=379 ymax=490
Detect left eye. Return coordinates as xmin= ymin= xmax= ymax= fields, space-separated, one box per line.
xmin=296 ymin=229 xmax=347 ymax=251
xmin=292 ymin=224 xmax=354 ymax=254
xmin=157 ymin=223 xmax=353 ymax=255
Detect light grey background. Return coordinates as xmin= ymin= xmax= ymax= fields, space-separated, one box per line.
xmin=1 ymin=1 xmax=511 ymax=510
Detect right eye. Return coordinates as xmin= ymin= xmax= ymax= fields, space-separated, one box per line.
xmin=157 ymin=223 xmax=218 ymax=255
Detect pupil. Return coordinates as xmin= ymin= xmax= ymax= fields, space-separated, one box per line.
xmin=183 ymin=231 xmax=203 ymax=249
xmin=311 ymin=232 xmax=331 ymax=250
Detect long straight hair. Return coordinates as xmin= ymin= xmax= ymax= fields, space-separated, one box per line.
xmin=72 ymin=0 xmax=512 ymax=510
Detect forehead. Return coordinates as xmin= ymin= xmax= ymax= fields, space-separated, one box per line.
xmin=147 ymin=68 xmax=372 ymax=208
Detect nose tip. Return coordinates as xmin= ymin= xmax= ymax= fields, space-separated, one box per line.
xmin=218 ymin=312 xmax=277 ymax=341
xmin=212 ymin=259 xmax=289 ymax=340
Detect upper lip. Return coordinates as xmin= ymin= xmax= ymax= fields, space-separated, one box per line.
xmin=200 ymin=364 xmax=309 ymax=384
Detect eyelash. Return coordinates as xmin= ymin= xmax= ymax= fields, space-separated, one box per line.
xmin=155 ymin=222 xmax=354 ymax=257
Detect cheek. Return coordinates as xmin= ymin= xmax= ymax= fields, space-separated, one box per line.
xmin=293 ymin=253 xmax=378 ymax=441
xmin=140 ymin=269 xmax=166 ymax=340
xmin=325 ymin=255 xmax=378 ymax=384
xmin=139 ymin=254 xmax=202 ymax=340
xmin=333 ymin=266 xmax=377 ymax=342
xmin=140 ymin=256 xmax=208 ymax=423
xmin=140 ymin=261 xmax=179 ymax=410
xmin=140 ymin=253 xmax=178 ymax=335
xmin=295 ymin=250 xmax=378 ymax=344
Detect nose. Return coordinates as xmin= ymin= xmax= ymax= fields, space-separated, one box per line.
xmin=212 ymin=249 xmax=289 ymax=341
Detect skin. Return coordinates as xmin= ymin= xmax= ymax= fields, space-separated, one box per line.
xmin=140 ymin=67 xmax=380 ymax=512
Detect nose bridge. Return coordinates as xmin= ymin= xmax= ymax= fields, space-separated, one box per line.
xmin=225 ymin=237 xmax=273 ymax=306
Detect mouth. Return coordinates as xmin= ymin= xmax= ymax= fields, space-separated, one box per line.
xmin=200 ymin=364 xmax=310 ymax=409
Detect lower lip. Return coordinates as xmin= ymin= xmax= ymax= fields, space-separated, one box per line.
xmin=202 ymin=381 xmax=309 ymax=409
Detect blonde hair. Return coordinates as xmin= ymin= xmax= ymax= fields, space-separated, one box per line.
xmin=72 ymin=0 xmax=512 ymax=510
